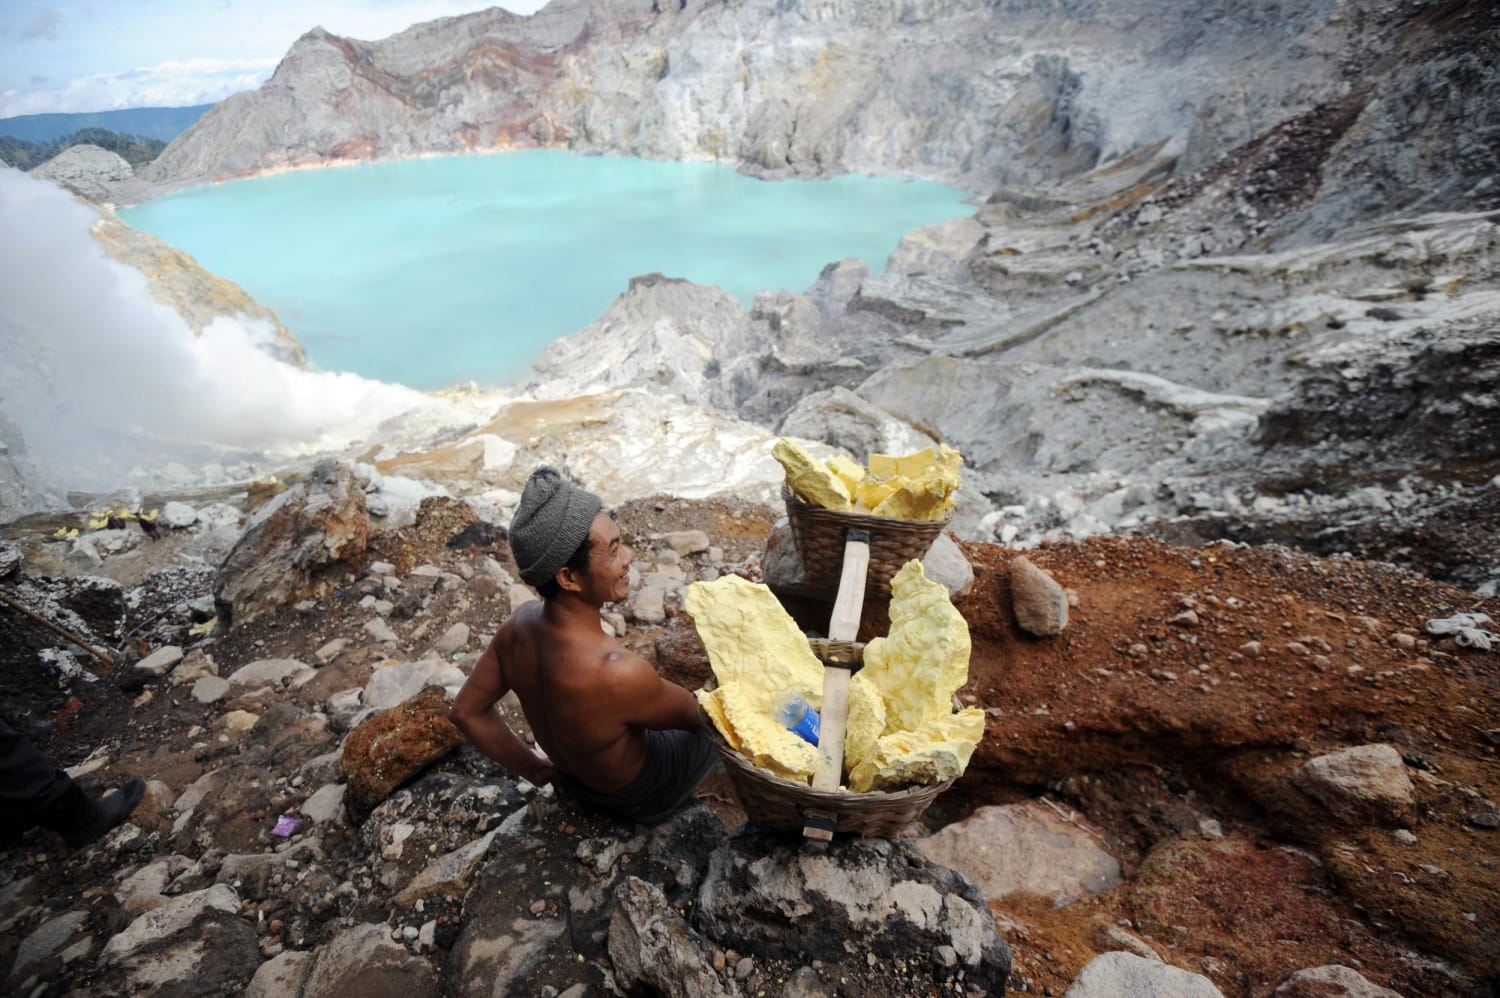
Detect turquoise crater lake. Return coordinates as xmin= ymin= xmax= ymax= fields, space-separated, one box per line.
xmin=121 ymin=150 xmax=974 ymax=389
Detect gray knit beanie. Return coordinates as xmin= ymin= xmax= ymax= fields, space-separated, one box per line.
xmin=510 ymin=467 xmax=603 ymax=589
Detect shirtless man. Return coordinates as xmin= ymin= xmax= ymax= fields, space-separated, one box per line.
xmin=450 ymin=467 xmax=716 ymax=823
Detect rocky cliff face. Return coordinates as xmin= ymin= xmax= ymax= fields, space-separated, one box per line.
xmin=144 ymin=0 xmax=1497 ymax=231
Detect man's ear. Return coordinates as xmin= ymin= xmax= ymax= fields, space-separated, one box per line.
xmin=555 ymin=565 xmax=585 ymax=594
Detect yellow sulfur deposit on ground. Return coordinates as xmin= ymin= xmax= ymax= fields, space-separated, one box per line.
xmin=687 ymin=561 xmax=984 ymax=792
xmin=772 ymin=438 xmax=962 ymax=521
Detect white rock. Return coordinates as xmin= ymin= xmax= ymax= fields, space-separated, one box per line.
xmin=364 ymin=618 xmax=400 ymax=643
xmin=300 ymin=783 xmax=347 ymax=826
xmin=1270 ymin=964 xmax=1405 ymax=997
xmin=1066 ymin=952 xmax=1222 ymax=996
xmin=190 ymin=676 xmax=230 ymax=704
xmin=134 ymin=645 xmax=184 ymax=676
xmin=101 ymin=884 xmax=240 ymax=963
xmin=158 ymin=502 xmax=199 ymax=528
xmin=1292 ymin=743 xmax=1415 ymax=827
xmin=914 ymin=802 xmax=1120 ymax=906
xmin=226 ymin=657 xmax=316 ymax=689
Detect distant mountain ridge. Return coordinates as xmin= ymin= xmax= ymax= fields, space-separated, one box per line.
xmin=0 ymin=104 xmax=214 ymax=144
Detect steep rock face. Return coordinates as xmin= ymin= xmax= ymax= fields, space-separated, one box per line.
xmin=90 ymin=214 xmax=306 ymax=366
xmin=146 ymin=0 xmax=1368 ymax=195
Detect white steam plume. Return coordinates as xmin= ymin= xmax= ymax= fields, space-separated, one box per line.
xmin=0 ymin=167 xmax=476 ymax=504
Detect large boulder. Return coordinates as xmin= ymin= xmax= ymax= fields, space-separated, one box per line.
xmin=340 ymin=686 xmax=464 ymax=818
xmin=608 ymin=876 xmax=736 ymax=998
xmin=913 ymin=801 xmax=1122 ymax=906
xmin=696 ymin=831 xmax=1011 ymax=994
xmin=213 ymin=459 xmax=371 ymax=627
xmin=302 ymin=921 xmax=439 ymax=998
xmin=1064 ymin=951 xmax=1224 ymax=997
xmin=1291 ymin=744 xmax=1415 ymax=828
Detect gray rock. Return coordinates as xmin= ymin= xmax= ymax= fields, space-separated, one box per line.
xmin=1292 ymin=744 xmax=1415 ymax=828
xmin=11 ymin=909 xmax=86 ymax=979
xmin=134 ymin=645 xmax=185 ymax=677
xmin=30 ymin=144 xmax=133 ymax=199
xmin=101 ymin=884 xmax=241 ymax=963
xmin=245 ymin=950 xmax=315 ymax=998
xmin=213 ymin=462 xmax=370 ymax=628
xmin=364 ymin=618 xmax=400 ymax=644
xmin=1010 ymin=556 xmax=1069 ymax=636
xmin=1065 ymin=951 xmax=1224 ymax=997
xmin=608 ymin=876 xmax=738 ymax=998
xmin=316 ymin=638 xmax=350 ymax=662
xmin=300 ymin=783 xmax=347 ymax=825
xmin=393 ymin=828 xmax=498 ymax=906
xmin=661 ymin=529 xmax=711 ymax=556
xmin=434 ymin=621 xmax=471 ymax=655
xmin=190 ymin=675 xmax=231 ymax=703
xmin=778 ymin=386 xmax=931 ymax=461
xmin=226 ymin=657 xmax=315 ymax=690
xmin=697 ymin=831 xmax=1009 ymax=994
xmin=170 ymin=649 xmax=218 ymax=685
xmin=1271 ymin=965 xmax=1406 ymax=997
xmin=1093 ymin=924 xmax=1162 ymax=962
xmin=302 ymin=921 xmax=439 ymax=998
xmin=914 ymin=801 xmax=1121 ymax=907
xmin=921 ymin=532 xmax=974 ymax=598
xmin=363 ymin=658 xmax=464 ymax=709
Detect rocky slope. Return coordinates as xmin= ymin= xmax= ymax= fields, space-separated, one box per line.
xmin=114 ymin=0 xmax=1500 ymax=596
xmin=0 ymin=480 xmax=1496 ymax=996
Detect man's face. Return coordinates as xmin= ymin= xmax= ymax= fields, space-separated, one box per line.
xmin=581 ymin=511 xmax=633 ymax=604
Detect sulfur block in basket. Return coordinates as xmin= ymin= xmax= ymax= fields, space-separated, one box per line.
xmin=860 ymin=560 xmax=972 ymax=732
xmin=847 ymin=707 xmax=986 ymax=792
xmin=772 ymin=438 xmax=852 ymax=511
xmin=844 ymin=672 xmax=886 ymax=776
xmin=702 ymin=681 xmax=820 ymax=781
xmin=684 ymin=575 xmax=823 ymax=693
xmin=826 ymin=453 xmax=867 ymax=493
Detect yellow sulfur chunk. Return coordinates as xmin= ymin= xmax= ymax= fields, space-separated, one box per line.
xmin=685 ymin=575 xmax=824 ymax=693
xmin=860 ymin=560 xmax=972 ymax=733
xmin=717 ymin=679 xmax=819 ymax=782
xmin=854 ymin=475 xmax=900 ymax=511
xmin=847 ymin=708 xmax=986 ymax=792
xmin=772 ymin=438 xmax=852 ymax=512
xmin=868 ymin=446 xmax=935 ymax=480
xmin=842 ymin=673 xmax=886 ymax=779
xmin=697 ymin=686 xmax=734 ymax=740
xmin=871 ymin=482 xmax=951 ymax=521
xmin=825 ymin=454 xmax=866 ymax=495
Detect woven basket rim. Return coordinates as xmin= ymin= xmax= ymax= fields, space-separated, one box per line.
xmin=781 ymin=483 xmax=953 ymax=532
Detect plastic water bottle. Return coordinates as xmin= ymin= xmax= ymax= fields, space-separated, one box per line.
xmin=772 ymin=690 xmax=820 ymax=745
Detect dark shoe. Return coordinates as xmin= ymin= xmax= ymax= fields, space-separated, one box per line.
xmin=42 ymin=778 xmax=146 ymax=849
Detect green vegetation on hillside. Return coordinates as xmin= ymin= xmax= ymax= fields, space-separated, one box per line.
xmin=0 ymin=128 xmax=166 ymax=171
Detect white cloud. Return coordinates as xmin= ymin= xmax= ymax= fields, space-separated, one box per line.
xmin=0 ymin=57 xmax=278 ymax=116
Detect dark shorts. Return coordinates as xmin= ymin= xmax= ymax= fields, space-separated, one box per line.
xmin=557 ymin=728 xmax=718 ymax=824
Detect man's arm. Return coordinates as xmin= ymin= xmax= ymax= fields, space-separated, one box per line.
xmin=449 ymin=634 xmax=554 ymax=786
xmin=601 ymin=650 xmax=704 ymax=733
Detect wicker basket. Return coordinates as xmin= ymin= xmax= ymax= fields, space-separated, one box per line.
xmin=700 ymin=641 xmax=955 ymax=837
xmin=781 ymin=485 xmax=950 ymax=601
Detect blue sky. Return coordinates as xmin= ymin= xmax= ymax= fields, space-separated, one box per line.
xmin=0 ymin=1 xmax=549 ymax=118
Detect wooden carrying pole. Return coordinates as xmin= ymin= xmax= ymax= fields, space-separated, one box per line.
xmin=804 ymin=529 xmax=870 ymax=841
